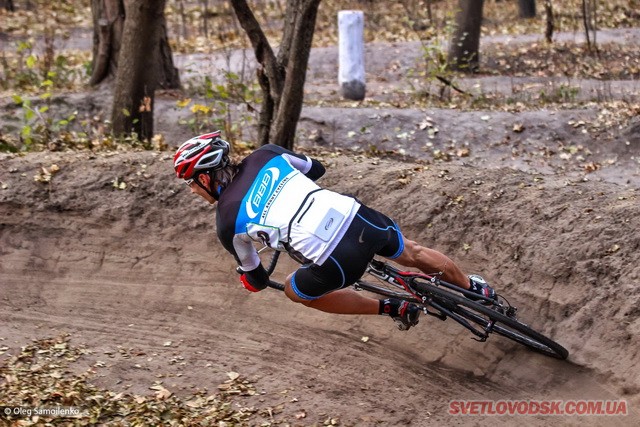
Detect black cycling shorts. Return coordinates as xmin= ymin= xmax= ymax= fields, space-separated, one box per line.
xmin=290 ymin=203 xmax=404 ymax=300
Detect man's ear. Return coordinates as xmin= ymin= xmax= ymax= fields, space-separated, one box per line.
xmin=198 ymin=173 xmax=209 ymax=185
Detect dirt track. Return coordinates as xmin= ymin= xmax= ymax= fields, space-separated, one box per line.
xmin=1 ymin=149 xmax=638 ymax=425
xmin=1 ymin=21 xmax=639 ymax=426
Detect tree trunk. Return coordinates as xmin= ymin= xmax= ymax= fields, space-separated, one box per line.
xmin=231 ymin=0 xmax=321 ymax=149
xmin=157 ymin=18 xmax=181 ymax=89
xmin=89 ymin=0 xmax=125 ymax=86
xmin=0 ymin=0 xmax=15 ymax=11
xmin=90 ymin=0 xmax=179 ymax=88
xmin=544 ymin=0 xmax=554 ymax=43
xmin=111 ymin=0 xmax=167 ymax=141
xmin=447 ymin=0 xmax=484 ymax=72
xmin=582 ymin=0 xmax=598 ymax=54
xmin=518 ymin=0 xmax=536 ymax=19
xmin=270 ymin=0 xmax=320 ymax=148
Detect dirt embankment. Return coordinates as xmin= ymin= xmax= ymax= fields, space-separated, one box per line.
xmin=1 ymin=149 xmax=638 ymax=425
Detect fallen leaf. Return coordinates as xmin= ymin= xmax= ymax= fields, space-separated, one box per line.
xmin=176 ymin=98 xmax=192 ymax=108
xmin=607 ymin=244 xmax=621 ymax=254
xmin=583 ymin=162 xmax=600 ymax=172
xmin=457 ymin=148 xmax=470 ymax=157
xmin=150 ymin=384 xmax=172 ymax=400
xmin=186 ymin=397 xmax=205 ymax=408
xmin=418 ymin=116 xmax=434 ymax=130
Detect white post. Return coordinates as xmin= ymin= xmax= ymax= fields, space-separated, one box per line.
xmin=338 ymin=10 xmax=365 ymax=101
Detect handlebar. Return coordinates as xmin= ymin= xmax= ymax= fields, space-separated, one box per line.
xmin=266 ymin=250 xmax=280 ymax=276
xmin=268 ymin=280 xmax=285 ymax=291
xmin=266 ymin=250 xmax=285 ymax=291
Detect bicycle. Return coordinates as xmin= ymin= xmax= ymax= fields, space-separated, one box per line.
xmin=263 ymin=251 xmax=569 ymax=360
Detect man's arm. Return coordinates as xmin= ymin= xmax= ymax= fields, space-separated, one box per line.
xmin=217 ymin=212 xmax=270 ymax=292
xmin=226 ymin=234 xmax=271 ymax=292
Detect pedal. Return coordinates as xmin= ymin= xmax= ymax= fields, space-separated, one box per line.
xmin=424 ymin=307 xmax=447 ymax=321
xmin=394 ymin=318 xmax=410 ymax=331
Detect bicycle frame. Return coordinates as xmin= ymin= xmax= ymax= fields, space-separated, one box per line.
xmin=262 ymin=251 xmax=568 ymax=359
xmin=356 ymin=260 xmax=517 ymax=342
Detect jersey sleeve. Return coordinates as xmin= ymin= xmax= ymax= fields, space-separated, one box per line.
xmin=217 ymin=207 xmax=261 ymax=270
xmin=258 ymin=144 xmax=325 ymax=181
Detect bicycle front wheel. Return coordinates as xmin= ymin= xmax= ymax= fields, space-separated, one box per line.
xmin=412 ymin=280 xmax=569 ymax=360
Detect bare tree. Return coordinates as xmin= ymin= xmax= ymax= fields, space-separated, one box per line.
xmin=201 ymin=0 xmax=210 ymax=38
xmin=447 ymin=0 xmax=484 ymax=72
xmin=544 ymin=0 xmax=554 ymax=43
xmin=0 ymin=0 xmax=15 ymax=11
xmin=90 ymin=0 xmax=180 ymax=89
xmin=582 ymin=0 xmax=599 ymax=54
xmin=89 ymin=0 xmax=125 ymax=86
xmin=518 ymin=0 xmax=536 ymax=18
xmin=111 ymin=0 xmax=168 ymax=140
xmin=230 ymin=0 xmax=322 ymax=149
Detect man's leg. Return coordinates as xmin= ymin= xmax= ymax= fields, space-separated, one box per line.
xmin=279 ymin=206 xmax=420 ymax=328
xmin=283 ymin=273 xmax=420 ymax=330
xmin=394 ymin=238 xmax=471 ymax=290
xmin=284 ymin=274 xmax=379 ymax=314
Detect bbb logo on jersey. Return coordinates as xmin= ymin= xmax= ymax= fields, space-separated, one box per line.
xmin=253 ymin=172 xmax=272 ymax=206
xmin=245 ymin=167 xmax=280 ymax=219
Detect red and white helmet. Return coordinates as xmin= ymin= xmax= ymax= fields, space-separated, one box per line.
xmin=173 ymin=131 xmax=230 ymax=180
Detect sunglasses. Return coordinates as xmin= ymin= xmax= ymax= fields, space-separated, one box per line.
xmin=184 ymin=178 xmax=194 ymax=186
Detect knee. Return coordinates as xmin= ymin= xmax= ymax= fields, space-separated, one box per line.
xmin=284 ymin=273 xmax=309 ymax=304
xmin=397 ymin=238 xmax=421 ymax=266
xmin=284 ymin=284 xmax=299 ymax=302
xmin=283 ymin=274 xmax=297 ymax=301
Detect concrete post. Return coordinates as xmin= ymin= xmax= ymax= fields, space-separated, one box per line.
xmin=338 ymin=10 xmax=366 ymax=101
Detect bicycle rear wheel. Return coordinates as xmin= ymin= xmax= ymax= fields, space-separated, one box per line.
xmin=411 ymin=280 xmax=569 ymax=359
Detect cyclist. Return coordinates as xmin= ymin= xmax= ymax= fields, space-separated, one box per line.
xmin=174 ymin=132 xmax=496 ymax=330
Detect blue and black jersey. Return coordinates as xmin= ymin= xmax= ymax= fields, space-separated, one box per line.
xmin=216 ymin=145 xmax=361 ymax=280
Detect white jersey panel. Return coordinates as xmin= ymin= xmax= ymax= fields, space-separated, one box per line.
xmin=286 ymin=190 xmax=360 ymax=265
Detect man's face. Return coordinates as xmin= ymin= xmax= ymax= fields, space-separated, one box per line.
xmin=187 ymin=174 xmax=217 ymax=205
